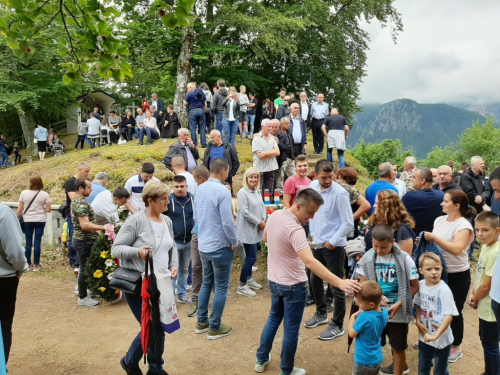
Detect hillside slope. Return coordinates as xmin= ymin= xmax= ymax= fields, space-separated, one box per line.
xmin=0 ymin=133 xmax=373 ymax=204
xmin=350 ymin=99 xmax=487 ymax=158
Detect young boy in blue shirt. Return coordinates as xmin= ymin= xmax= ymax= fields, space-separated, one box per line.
xmin=348 ymin=280 xmax=389 ymax=375
xmin=414 ymin=253 xmax=458 ymax=375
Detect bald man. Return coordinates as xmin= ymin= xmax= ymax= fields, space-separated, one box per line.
xmin=203 ymin=129 xmax=240 ymax=185
xmin=436 ymin=165 xmax=462 ymax=193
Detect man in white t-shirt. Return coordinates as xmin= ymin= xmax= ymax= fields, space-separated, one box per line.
xmin=171 ymin=156 xmax=197 ymax=195
xmin=91 ymin=187 xmax=135 ymax=225
xmin=391 ymin=163 xmax=407 ymax=198
xmin=124 ymin=163 xmax=160 ymax=212
xmin=255 ymin=189 xmax=361 ymax=375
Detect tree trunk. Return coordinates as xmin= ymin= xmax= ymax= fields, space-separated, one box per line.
xmin=18 ymin=105 xmax=37 ymax=156
xmin=173 ymin=27 xmax=195 ymax=127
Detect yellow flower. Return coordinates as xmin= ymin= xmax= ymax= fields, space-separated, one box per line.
xmin=100 ymin=251 xmax=109 ymax=259
xmin=98 ymin=287 xmax=106 ymax=292
xmin=94 ymin=270 xmax=104 ymax=278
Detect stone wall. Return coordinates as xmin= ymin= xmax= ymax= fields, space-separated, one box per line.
xmin=4 ymin=202 xmax=64 ymax=245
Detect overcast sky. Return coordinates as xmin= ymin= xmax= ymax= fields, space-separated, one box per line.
xmin=359 ymin=0 xmax=500 ymax=105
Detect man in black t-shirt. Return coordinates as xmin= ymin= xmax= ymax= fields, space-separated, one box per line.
xmin=321 ymin=108 xmax=349 ymax=168
xmin=64 ymin=162 xmax=91 ymax=274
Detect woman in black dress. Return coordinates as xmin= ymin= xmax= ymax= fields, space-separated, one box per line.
xmin=119 ymin=110 xmax=136 ymax=141
xmin=161 ymin=105 xmax=180 ymax=139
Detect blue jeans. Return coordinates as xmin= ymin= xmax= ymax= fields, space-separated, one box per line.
xmin=85 ymin=135 xmax=96 ymax=148
xmin=134 ymin=127 xmax=140 ymax=136
xmin=247 ymin=114 xmax=256 ymax=134
xmin=468 ymin=218 xmax=476 ymax=258
xmin=479 ymin=318 xmax=500 ymax=375
xmin=223 ymin=119 xmax=239 ymax=146
xmin=188 ymin=108 xmax=206 ymax=147
xmin=124 ymin=293 xmax=165 ymax=373
xmin=327 ymin=148 xmax=345 ymax=168
xmin=24 ymin=222 xmax=46 ymax=265
xmin=138 ymin=128 xmax=159 ymax=144
xmin=256 ymin=281 xmax=308 ymax=375
xmin=172 ymin=242 xmax=191 ymax=298
xmin=418 ymin=341 xmax=450 ymax=375
xmin=197 ymin=247 xmax=234 ymax=331
xmin=240 ymin=243 xmax=258 ymax=285
xmin=187 ymin=260 xmax=192 ymax=285
xmin=216 ymin=112 xmax=223 ymax=133
xmin=66 ymin=216 xmax=79 ymax=268
xmin=0 ymin=151 xmax=8 ymax=167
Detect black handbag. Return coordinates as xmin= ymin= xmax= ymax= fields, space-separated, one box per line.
xmin=18 ymin=190 xmax=41 ymax=233
xmin=109 ymin=265 xmax=143 ymax=295
xmin=57 ymin=203 xmax=68 ymax=219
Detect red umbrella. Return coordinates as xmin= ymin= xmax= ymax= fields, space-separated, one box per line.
xmin=140 ymin=252 xmax=152 ymax=363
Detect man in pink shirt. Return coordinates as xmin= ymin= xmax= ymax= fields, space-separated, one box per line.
xmin=254 ymin=189 xmax=361 ymax=375
xmin=283 ymin=155 xmax=311 ymax=208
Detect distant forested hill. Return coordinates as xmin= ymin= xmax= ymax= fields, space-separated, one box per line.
xmin=349 ymin=99 xmax=487 ymax=158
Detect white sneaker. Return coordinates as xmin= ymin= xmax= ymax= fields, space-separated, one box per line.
xmin=290 ymin=368 xmax=307 ymax=375
xmin=252 ymin=266 xmax=258 ymax=272
xmin=247 ymin=279 xmax=263 ymax=290
xmin=237 ymin=284 xmax=257 ymax=297
xmin=255 ymin=354 xmax=271 ymax=373
xmin=187 ymin=284 xmax=193 ymax=291
xmin=77 ymin=296 xmax=99 ymax=307
xmin=74 ymin=284 xmax=79 ymax=295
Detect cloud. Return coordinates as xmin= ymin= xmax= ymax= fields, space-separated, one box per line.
xmin=359 ymin=0 xmax=500 ymax=105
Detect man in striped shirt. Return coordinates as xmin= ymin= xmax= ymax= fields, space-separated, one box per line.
xmin=252 ymin=119 xmax=280 ymax=197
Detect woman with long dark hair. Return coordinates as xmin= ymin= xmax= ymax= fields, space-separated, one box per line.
xmin=364 ymin=189 xmax=416 ymax=254
xmin=423 ymin=190 xmax=475 ymax=363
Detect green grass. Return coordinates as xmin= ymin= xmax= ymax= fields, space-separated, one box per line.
xmin=0 ymin=131 xmax=373 ymax=203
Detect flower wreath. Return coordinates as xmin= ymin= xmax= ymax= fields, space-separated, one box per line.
xmin=84 ymin=208 xmax=129 ymax=302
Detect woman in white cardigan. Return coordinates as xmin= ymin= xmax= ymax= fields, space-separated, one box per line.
xmin=137 ymin=109 xmax=160 ymax=146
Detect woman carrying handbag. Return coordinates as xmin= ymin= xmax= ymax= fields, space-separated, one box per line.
xmin=112 ymin=181 xmax=178 ymax=375
xmin=16 ymin=175 xmax=51 ymax=272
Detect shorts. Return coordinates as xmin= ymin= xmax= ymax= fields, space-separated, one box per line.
xmin=352 ymin=362 xmax=380 ymax=375
xmin=381 ymin=322 xmax=409 ymax=351
xmin=239 ymin=111 xmax=247 ymax=122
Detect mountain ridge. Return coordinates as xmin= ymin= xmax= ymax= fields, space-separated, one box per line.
xmin=350 ymin=99 xmax=489 ymax=158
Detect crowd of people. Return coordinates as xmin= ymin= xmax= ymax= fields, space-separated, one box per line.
xmin=1 ymin=84 xmax=500 ymax=375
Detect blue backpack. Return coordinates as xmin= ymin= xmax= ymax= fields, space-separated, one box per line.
xmin=412 ymin=232 xmax=448 ymax=284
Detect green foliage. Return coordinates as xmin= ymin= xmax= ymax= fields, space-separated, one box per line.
xmin=422 ymin=118 xmax=500 ymax=169
xmin=350 ymin=139 xmax=413 ymax=179
xmin=84 ymin=231 xmax=119 ymax=302
xmin=0 ymin=0 xmax=196 ymax=83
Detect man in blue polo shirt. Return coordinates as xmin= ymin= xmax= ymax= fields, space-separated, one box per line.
xmin=124 ymin=162 xmax=160 ymax=211
xmin=183 ymin=82 xmax=207 ymax=148
xmin=365 ymin=162 xmax=399 ymax=214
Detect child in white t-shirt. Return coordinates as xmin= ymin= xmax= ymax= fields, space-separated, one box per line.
xmin=414 ymin=253 xmax=458 ymax=375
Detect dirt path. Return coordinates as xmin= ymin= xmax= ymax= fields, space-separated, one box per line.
xmin=9 ymin=263 xmax=485 ymax=375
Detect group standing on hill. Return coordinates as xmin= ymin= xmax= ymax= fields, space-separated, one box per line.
xmin=3 ymin=83 xmax=500 ymax=375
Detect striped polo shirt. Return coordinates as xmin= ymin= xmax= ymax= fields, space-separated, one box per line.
xmin=252 ymin=133 xmax=279 ymax=173
xmin=124 ymin=174 xmax=160 ymax=212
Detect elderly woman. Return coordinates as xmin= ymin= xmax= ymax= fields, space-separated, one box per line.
xmin=120 ymin=110 xmax=136 ymax=141
xmin=16 ymin=175 xmax=51 ymax=272
xmin=161 ymin=105 xmax=181 ymax=139
xmin=137 ymin=109 xmax=160 ymax=146
xmin=112 ymin=181 xmax=178 ymax=374
xmin=423 ymin=190 xmax=475 ymax=363
xmin=364 ymin=189 xmax=416 ymax=254
xmin=236 ymin=167 xmax=266 ymax=297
